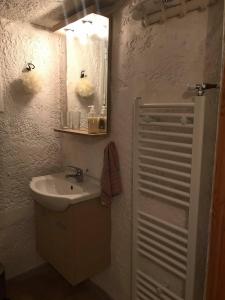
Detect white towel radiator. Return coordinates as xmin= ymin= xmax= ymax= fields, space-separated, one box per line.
xmin=132 ymin=97 xmax=208 ymax=300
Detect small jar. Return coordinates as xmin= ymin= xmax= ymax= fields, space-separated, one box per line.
xmin=69 ymin=111 xmax=81 ymax=130
xmin=60 ymin=111 xmax=70 ymax=129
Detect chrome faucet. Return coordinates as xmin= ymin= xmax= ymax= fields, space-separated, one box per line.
xmin=65 ymin=166 xmax=84 ymax=183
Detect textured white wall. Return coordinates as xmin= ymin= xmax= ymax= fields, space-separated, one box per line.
xmin=0 ymin=18 xmax=66 ymax=278
xmin=62 ymin=1 xmax=223 ymax=300
xmin=0 ymin=0 xmax=223 ymax=297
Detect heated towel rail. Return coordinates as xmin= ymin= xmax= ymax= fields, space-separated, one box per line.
xmin=132 ymin=98 xmax=206 ymax=300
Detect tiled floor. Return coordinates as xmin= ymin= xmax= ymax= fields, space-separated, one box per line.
xmin=7 ymin=265 xmax=111 ymax=300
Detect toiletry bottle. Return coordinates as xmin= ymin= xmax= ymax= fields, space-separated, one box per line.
xmin=88 ymin=105 xmax=99 ymax=134
xmin=98 ymin=105 xmax=107 ymax=133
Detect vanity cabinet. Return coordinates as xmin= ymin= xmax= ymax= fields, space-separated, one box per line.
xmin=35 ymin=198 xmax=111 ymax=285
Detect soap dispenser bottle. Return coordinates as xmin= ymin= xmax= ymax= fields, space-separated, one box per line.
xmin=88 ymin=105 xmax=99 ymax=134
xmin=98 ymin=105 xmax=107 ymax=133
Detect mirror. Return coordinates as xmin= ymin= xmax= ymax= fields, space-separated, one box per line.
xmin=58 ymin=13 xmax=109 ymax=135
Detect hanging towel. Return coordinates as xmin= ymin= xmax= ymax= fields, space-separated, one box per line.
xmin=101 ymin=142 xmax=122 ymax=206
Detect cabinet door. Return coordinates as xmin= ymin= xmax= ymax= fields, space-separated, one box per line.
xmin=70 ymin=199 xmax=111 ymax=283
xmin=35 ymin=199 xmax=111 ymax=285
xmin=35 ymin=204 xmax=73 ymax=282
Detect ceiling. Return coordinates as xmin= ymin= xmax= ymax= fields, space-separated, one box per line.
xmin=0 ymin=0 xmax=118 ymax=30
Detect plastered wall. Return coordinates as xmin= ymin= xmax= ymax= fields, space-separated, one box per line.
xmin=62 ymin=1 xmax=223 ymax=299
xmin=0 ymin=18 xmax=66 ymax=278
xmin=0 ymin=0 xmax=223 ymax=298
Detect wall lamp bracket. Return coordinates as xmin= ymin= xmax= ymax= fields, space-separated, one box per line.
xmin=26 ymin=63 xmax=35 ymax=72
xmin=80 ymin=70 xmax=87 ymax=78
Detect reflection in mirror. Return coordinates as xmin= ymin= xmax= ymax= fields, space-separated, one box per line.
xmin=58 ymin=13 xmax=109 ymax=135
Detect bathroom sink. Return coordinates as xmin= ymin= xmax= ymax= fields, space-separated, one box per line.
xmin=30 ymin=172 xmax=101 ymax=211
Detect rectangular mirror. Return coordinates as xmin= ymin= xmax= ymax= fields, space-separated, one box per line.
xmin=57 ymin=13 xmax=110 ymax=136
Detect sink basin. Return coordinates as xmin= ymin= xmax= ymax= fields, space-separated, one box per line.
xmin=30 ymin=172 xmax=101 ymax=211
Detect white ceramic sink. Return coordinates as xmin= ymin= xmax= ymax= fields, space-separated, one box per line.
xmin=30 ymin=172 xmax=101 ymax=211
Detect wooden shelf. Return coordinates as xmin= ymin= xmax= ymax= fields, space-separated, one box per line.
xmin=54 ymin=128 xmax=108 ymax=136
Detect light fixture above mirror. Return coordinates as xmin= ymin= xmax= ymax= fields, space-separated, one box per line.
xmin=58 ymin=13 xmax=109 ymax=44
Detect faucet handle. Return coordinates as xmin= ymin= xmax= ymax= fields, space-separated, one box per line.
xmin=76 ymin=168 xmax=83 ymax=176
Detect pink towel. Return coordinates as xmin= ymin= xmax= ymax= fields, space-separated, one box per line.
xmin=101 ymin=142 xmax=122 ymax=206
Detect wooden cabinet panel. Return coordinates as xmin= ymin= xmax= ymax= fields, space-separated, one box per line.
xmin=35 ymin=198 xmax=111 ymax=285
